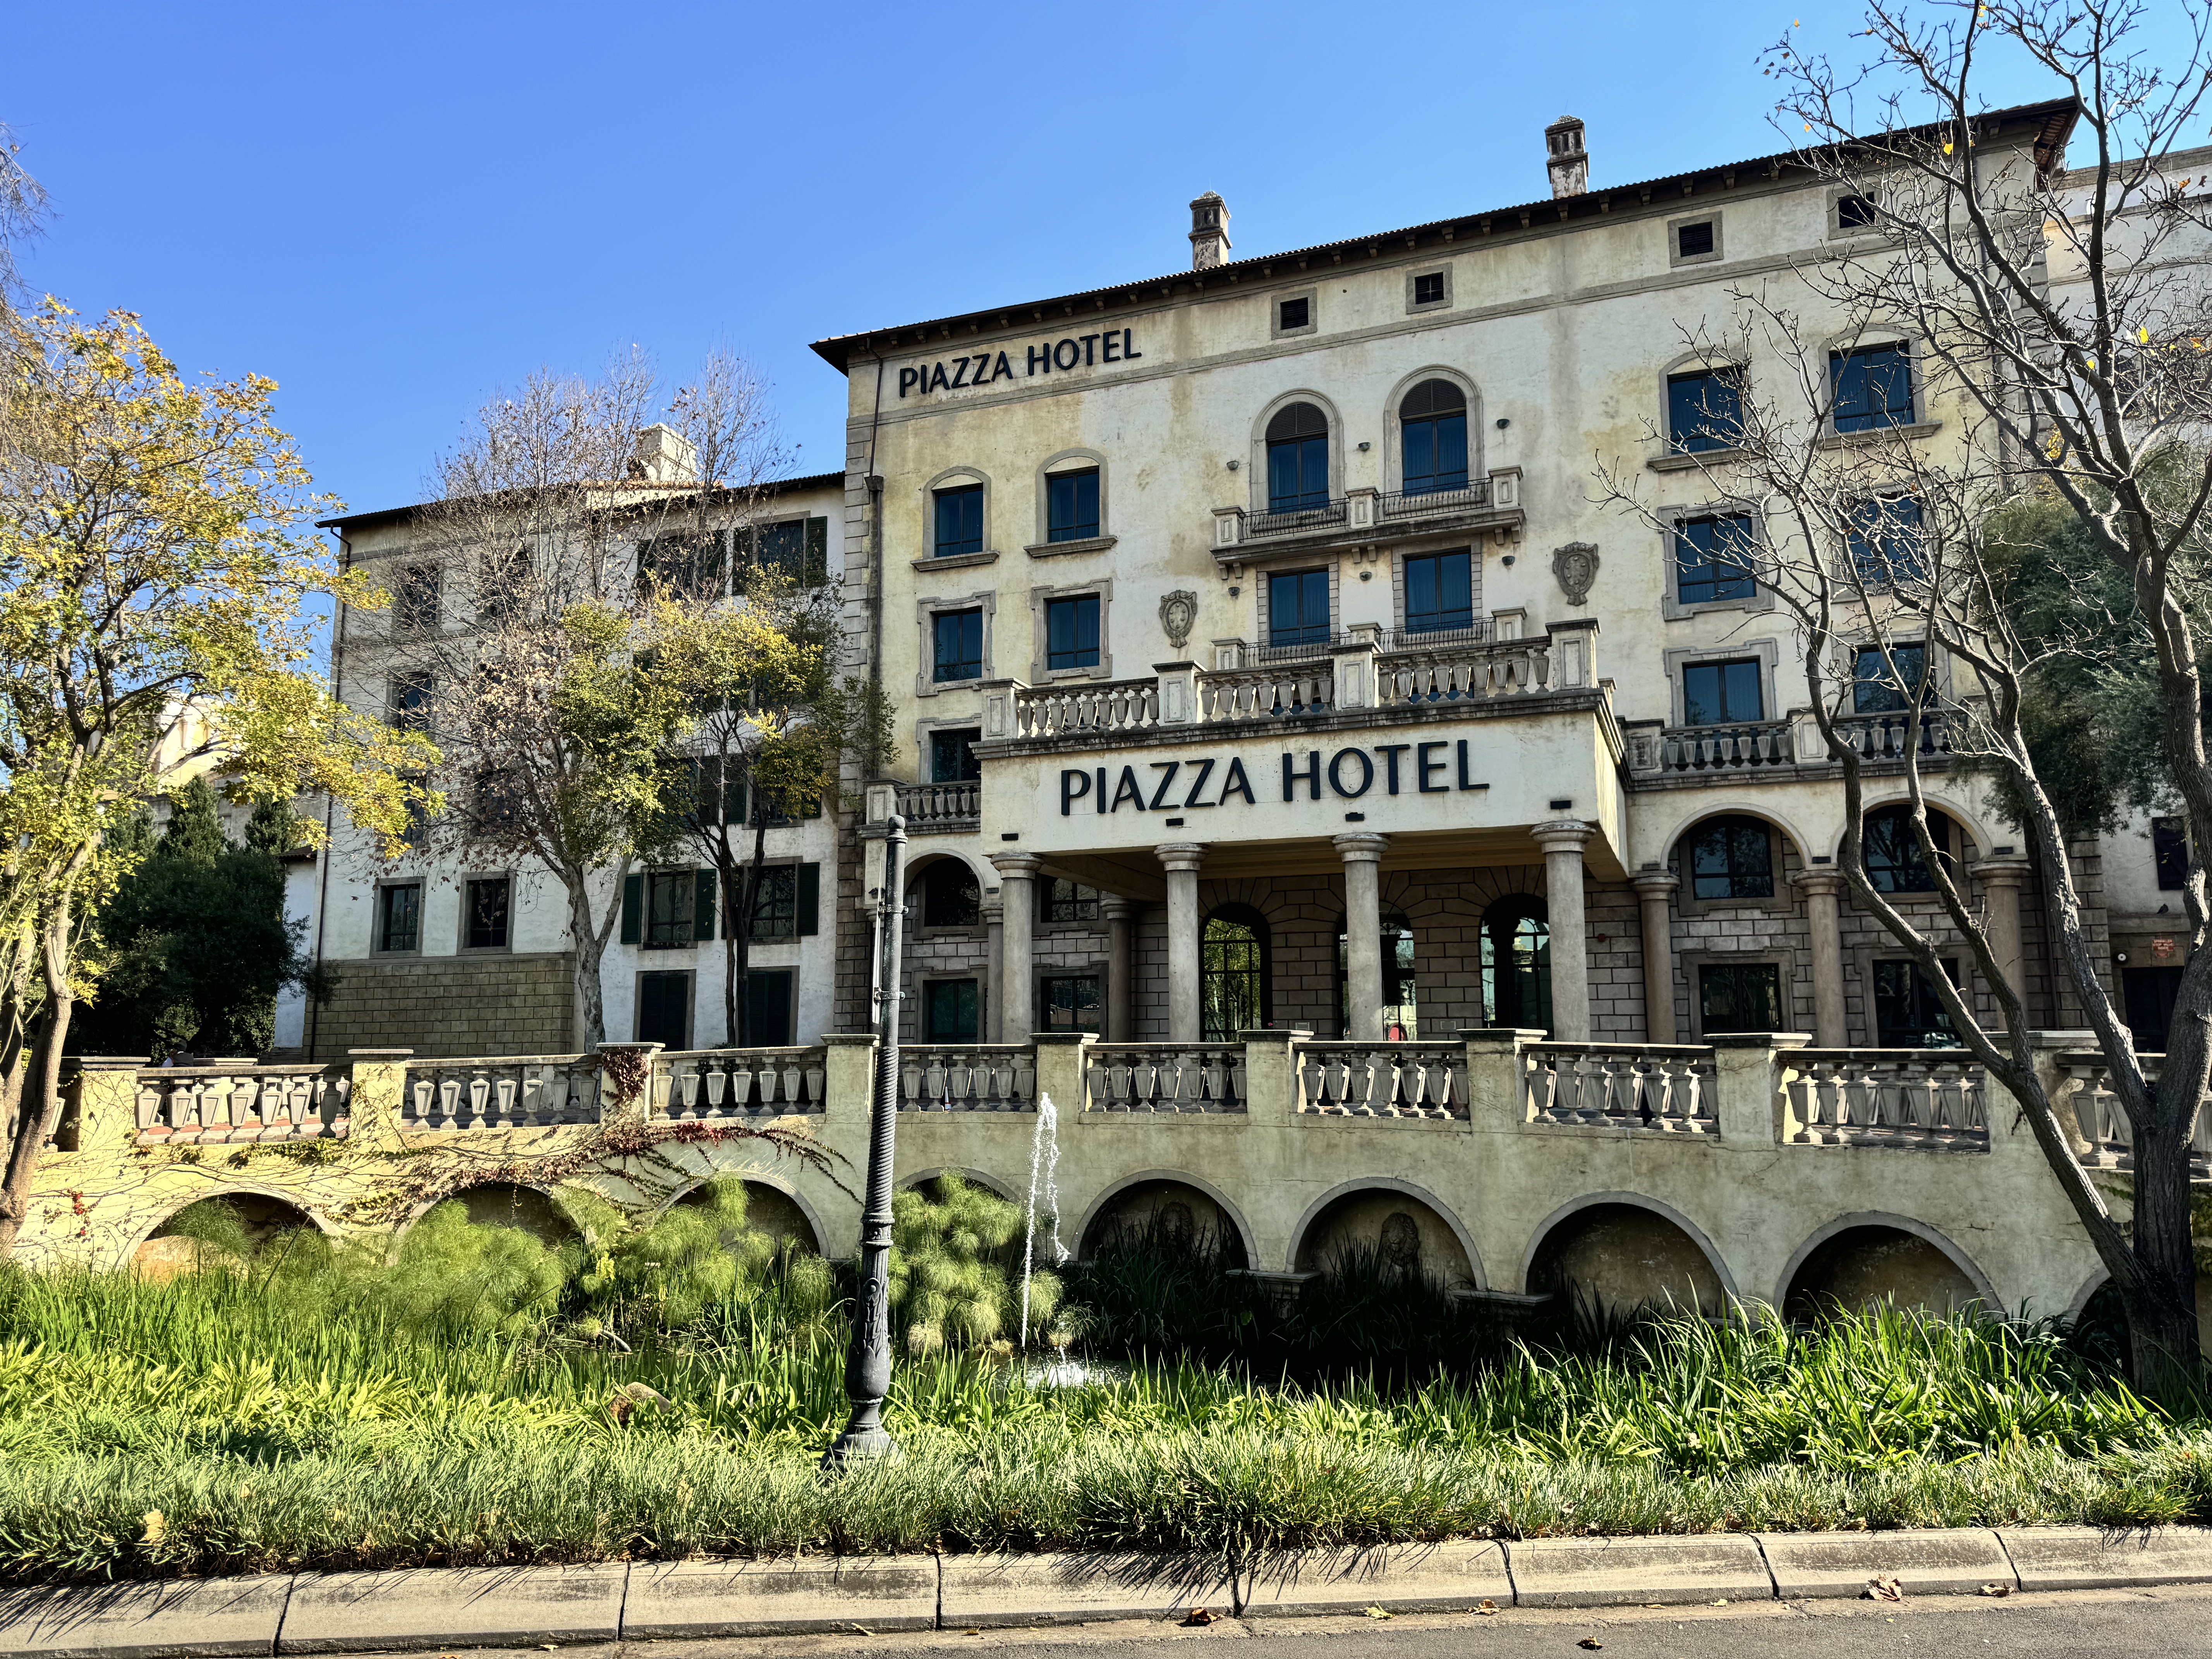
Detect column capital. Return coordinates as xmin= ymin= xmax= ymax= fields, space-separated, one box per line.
xmin=1156 ymin=842 xmax=1208 ymax=875
xmin=1100 ymin=894 xmax=1141 ymax=921
xmin=1792 ymin=866 xmax=1850 ymax=897
xmin=980 ymin=895 xmax=1004 ymax=923
xmin=1531 ymin=819 xmax=1595 ymax=854
xmin=989 ymin=851 xmax=1043 ymax=879
xmin=1975 ymin=854 xmax=2034 ymax=886
xmin=1630 ymin=867 xmax=1680 ymax=898
xmin=1331 ymin=831 xmax=1391 ymax=862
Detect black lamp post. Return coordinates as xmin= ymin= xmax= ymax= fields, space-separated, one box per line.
xmin=824 ymin=813 xmax=906 ymax=1467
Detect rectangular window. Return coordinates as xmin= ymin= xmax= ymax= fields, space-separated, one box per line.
xmin=1040 ymin=878 xmax=1100 ymax=924
xmin=1404 ymin=549 xmax=1474 ymax=635
xmin=930 ymin=727 xmax=981 ymax=783
xmin=2124 ymin=965 xmax=2184 ymax=1052
xmin=375 ymin=883 xmax=421 ymax=953
xmin=393 ymin=565 xmax=441 ymax=634
xmin=643 ymin=870 xmax=696 ymax=950
xmin=464 ymin=876 xmax=510 ymax=950
xmin=744 ymin=969 xmax=796 ymax=1046
xmin=478 ymin=545 xmax=530 ymax=624
xmin=1873 ymin=958 xmax=1962 ymax=1048
xmin=757 ymin=520 xmax=807 ymax=581
xmin=1831 ymin=343 xmax=1915 ymax=432
xmin=1697 ymin=962 xmax=1783 ymax=1033
xmin=389 ymin=670 xmax=434 ymax=733
xmin=1041 ymin=974 xmax=1103 ymax=1034
xmin=1045 ymin=593 xmax=1100 ymax=671
xmin=924 ymin=978 xmax=980 ymax=1042
xmin=745 ymin=865 xmax=799 ymax=941
xmin=1667 ymin=368 xmax=1744 ymax=453
xmin=934 ymin=485 xmax=984 ymax=557
xmin=1852 ymin=644 xmax=1929 ymax=714
xmin=1268 ymin=568 xmax=1331 ymax=649
xmin=1677 ymin=219 xmax=1716 ymax=258
xmin=640 ymin=532 xmax=722 ymax=599
xmin=1046 ymin=469 xmax=1100 ymax=542
xmin=473 ymin=768 xmax=520 ymax=833
xmin=1846 ymin=495 xmax=1927 ymax=583
xmin=1681 ymin=658 xmax=1764 ymax=725
xmin=2154 ymin=817 xmax=2190 ymax=891
xmin=1836 ymin=192 xmax=1878 ymax=230
xmin=932 ymin=608 xmax=984 ymax=682
xmin=636 ymin=971 xmax=690 ymax=1049
xmin=1279 ymin=296 xmax=1309 ymax=331
xmin=1673 ymin=514 xmax=1758 ymax=605
xmin=1413 ymin=271 xmax=1445 ymax=305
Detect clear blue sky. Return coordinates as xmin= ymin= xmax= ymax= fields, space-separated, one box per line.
xmin=2 ymin=2 xmax=2180 ymax=522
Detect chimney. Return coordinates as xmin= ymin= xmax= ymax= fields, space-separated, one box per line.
xmin=631 ymin=423 xmax=698 ymax=484
xmin=1189 ymin=191 xmax=1231 ymax=271
xmin=1545 ymin=116 xmax=1589 ymax=199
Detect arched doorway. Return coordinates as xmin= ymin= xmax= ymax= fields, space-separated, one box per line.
xmin=1202 ymin=903 xmax=1271 ymax=1041
xmin=1266 ymin=402 xmax=1330 ymax=512
xmin=1398 ymin=379 xmax=1469 ymax=496
xmin=1782 ymin=1224 xmax=1982 ymax=1320
xmin=133 ymin=1193 xmax=317 ymax=1278
xmin=1481 ymin=895 xmax=1551 ymax=1030
xmin=1528 ymin=1201 xmax=1724 ymax=1315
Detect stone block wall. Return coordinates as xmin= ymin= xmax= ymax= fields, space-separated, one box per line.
xmin=308 ymin=951 xmax=574 ymax=1059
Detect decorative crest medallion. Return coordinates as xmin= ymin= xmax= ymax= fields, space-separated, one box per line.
xmin=1159 ymin=590 xmax=1198 ymax=652
xmin=1552 ymin=542 xmax=1600 ymax=607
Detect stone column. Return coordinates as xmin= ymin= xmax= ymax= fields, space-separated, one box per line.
xmin=1793 ymin=869 xmax=1850 ymax=1047
xmin=1102 ymin=896 xmax=1138 ymax=1042
xmin=989 ymin=853 xmax=1040 ymax=1042
xmin=1532 ymin=820 xmax=1595 ymax=1041
xmin=981 ymin=893 xmax=1004 ymax=1043
xmin=1978 ymin=855 xmax=2033 ymax=1009
xmin=1157 ymin=843 xmax=1208 ymax=1043
xmin=1630 ymin=867 xmax=1680 ymax=1044
xmin=1334 ymin=832 xmax=1391 ymax=1041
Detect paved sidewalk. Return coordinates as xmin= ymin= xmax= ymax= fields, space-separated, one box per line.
xmin=5 ymin=1526 xmax=2211 ymax=1657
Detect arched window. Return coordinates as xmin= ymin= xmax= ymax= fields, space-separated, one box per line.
xmin=1683 ymin=816 xmax=1775 ymax=901
xmin=1266 ymin=403 xmax=1331 ymax=512
xmin=1481 ymin=896 xmax=1551 ymax=1030
xmin=1202 ymin=903 xmax=1272 ymax=1041
xmin=1336 ymin=905 xmax=1419 ymax=1038
xmin=1398 ymin=380 xmax=1469 ymax=496
xmin=919 ymin=861 xmax=980 ymax=928
xmin=1863 ymin=807 xmax=1953 ymax=893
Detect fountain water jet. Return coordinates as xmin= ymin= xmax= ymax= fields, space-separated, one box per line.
xmin=1018 ymin=1090 xmax=1067 ymax=1350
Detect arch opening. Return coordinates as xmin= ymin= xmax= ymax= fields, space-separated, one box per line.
xmin=1202 ymin=903 xmax=1272 ymax=1041
xmin=1398 ymin=379 xmax=1469 ymax=496
xmin=446 ymin=1182 xmax=577 ymax=1245
xmin=1528 ymin=1202 xmax=1723 ymax=1315
xmin=1481 ymin=895 xmax=1550 ymax=1029
xmin=135 ymin=1193 xmax=316 ymax=1278
xmin=1265 ymin=402 xmax=1330 ymax=513
xmin=1781 ymin=1223 xmax=1982 ymax=1321
xmin=1293 ymin=1187 xmax=1474 ymax=1286
xmin=1080 ymin=1178 xmax=1250 ymax=1267
xmin=676 ymin=1178 xmax=820 ymax=1255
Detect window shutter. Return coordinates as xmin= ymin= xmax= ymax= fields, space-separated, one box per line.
xmin=797 ymin=862 xmax=820 ymax=935
xmin=705 ymin=529 xmax=727 ymax=592
xmin=620 ymin=873 xmax=644 ymax=944
xmin=726 ymin=768 xmax=748 ymax=826
xmin=694 ymin=867 xmax=716 ymax=942
xmin=804 ymin=517 xmax=829 ymax=585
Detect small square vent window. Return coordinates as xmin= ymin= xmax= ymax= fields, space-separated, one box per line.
xmin=1279 ymin=296 xmax=1309 ymax=331
xmin=1413 ymin=271 xmax=1445 ymax=305
xmin=1677 ymin=220 xmax=1716 ymax=259
xmin=1837 ymin=193 xmax=1878 ymax=229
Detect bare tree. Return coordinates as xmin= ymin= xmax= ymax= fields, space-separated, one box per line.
xmin=386 ymin=349 xmax=794 ymax=1048
xmin=1599 ymin=1 xmax=2212 ymax=1393
xmin=0 ymin=117 xmax=48 ymax=311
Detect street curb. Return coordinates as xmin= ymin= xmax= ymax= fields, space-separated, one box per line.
xmin=1 ymin=1526 xmax=2205 ymax=1654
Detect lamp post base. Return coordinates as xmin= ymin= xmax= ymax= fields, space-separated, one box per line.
xmin=820 ymin=1418 xmax=900 ymax=1470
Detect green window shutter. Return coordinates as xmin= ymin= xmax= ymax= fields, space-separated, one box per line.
xmin=620 ymin=872 xmax=644 ymax=944
xmin=694 ymin=867 xmax=716 ymax=942
xmin=804 ymin=517 xmax=829 ymax=585
xmin=797 ymin=862 xmax=820 ymax=935
xmin=726 ymin=769 xmax=748 ymax=826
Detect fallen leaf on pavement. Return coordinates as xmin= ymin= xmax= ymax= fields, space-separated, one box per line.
xmin=1979 ymin=1583 xmax=2011 ymax=1598
xmin=1473 ymin=1599 xmax=1499 ymax=1616
xmin=1578 ymin=1640 xmax=1604 ymax=1650
xmin=851 ymin=1625 xmax=875 ymax=1636
xmin=1865 ymin=1575 xmax=1905 ymax=1603
xmin=1364 ymin=1605 xmax=1393 ymax=1619
xmin=1182 ymin=1608 xmax=1218 ymax=1626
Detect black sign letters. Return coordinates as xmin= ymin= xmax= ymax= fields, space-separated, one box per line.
xmin=900 ymin=330 xmax=1142 ymax=400
xmin=1059 ymin=742 xmax=1489 ymax=816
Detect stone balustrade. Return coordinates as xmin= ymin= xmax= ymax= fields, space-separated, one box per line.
xmin=1083 ymin=1043 xmax=1247 ymax=1113
xmin=651 ymin=1048 xmax=828 ymax=1120
xmin=1785 ymin=1049 xmax=1989 ymax=1151
xmin=1296 ymin=1042 xmax=1466 ymax=1119
xmin=133 ymin=1065 xmax=349 ymax=1144
xmin=897 ymin=1045 xmax=1037 ymax=1112
xmin=2057 ymin=1049 xmax=2211 ymax=1173
xmin=1523 ymin=1042 xmax=1717 ymax=1132
xmin=401 ymin=1055 xmax=602 ymax=1132
xmin=892 ymin=781 xmax=981 ymax=835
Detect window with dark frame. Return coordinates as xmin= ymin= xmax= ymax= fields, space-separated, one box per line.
xmin=1830 ymin=343 xmax=1915 ymax=432
xmin=1040 ymin=878 xmax=1100 ymax=924
xmin=1686 ymin=816 xmax=1776 ymax=900
xmin=1666 ymin=367 xmax=1745 ymax=452
xmin=376 ymin=883 xmax=421 ymax=953
xmin=757 ymin=520 xmax=807 ymax=581
xmin=1873 ymin=958 xmax=1963 ymax=1048
xmin=1413 ymin=271 xmax=1446 ymax=305
xmin=933 ymin=484 xmax=985 ymax=557
xmin=1682 ymin=658 xmax=1764 ymax=725
xmin=1399 ymin=379 xmax=1469 ymax=495
xmin=473 ymin=768 xmax=520 ymax=832
xmin=1846 ymin=495 xmax=1928 ymax=583
xmin=1045 ymin=593 xmax=1101 ymax=671
xmin=1836 ymin=192 xmax=1878 ymax=229
xmin=393 ymin=565 xmax=441 ymax=634
xmin=389 ymin=670 xmax=434 ymax=733
xmin=1268 ymin=568 xmax=1331 ymax=649
xmin=1864 ymin=807 xmax=1952 ymax=893
xmin=1677 ymin=220 xmax=1716 ymax=258
xmin=1851 ymin=644 xmax=1929 ymax=714
xmin=1698 ymin=961 xmax=1783 ymax=1032
xmin=464 ymin=876 xmax=511 ymax=950
xmin=2154 ymin=817 xmax=2190 ymax=890
xmin=744 ymin=969 xmax=796 ymax=1046
xmin=932 ymin=608 xmax=984 ymax=682
xmin=1046 ymin=469 xmax=1100 ymax=542
xmin=640 ymin=532 xmax=723 ymax=599
xmin=1673 ymin=513 xmax=1759 ymax=605
xmin=1041 ymin=974 xmax=1103 ymax=1034
xmin=1404 ymin=549 xmax=1474 ymax=635
xmin=1265 ymin=402 xmax=1330 ymax=512
xmin=929 ymin=728 xmax=981 ymax=783
xmin=746 ymin=866 xmax=799 ymax=941
xmin=924 ymin=978 xmax=980 ymax=1041
xmin=643 ymin=869 xmax=696 ymax=950
xmin=1201 ymin=907 xmax=1271 ymax=1042
xmin=635 ymin=971 xmax=690 ymax=1049
xmin=1278 ymin=296 xmax=1310 ymax=331
xmin=478 ymin=546 xmax=530 ymax=624
xmin=921 ymin=862 xmax=980 ymax=929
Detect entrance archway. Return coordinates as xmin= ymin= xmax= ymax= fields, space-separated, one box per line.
xmin=1482 ymin=895 xmax=1551 ymax=1029
xmin=1079 ymin=1176 xmax=1250 ymax=1266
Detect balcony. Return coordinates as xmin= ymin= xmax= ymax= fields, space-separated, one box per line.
xmin=1624 ymin=709 xmax=1961 ymax=781
xmin=892 ymin=780 xmax=981 ymax=835
xmin=1212 ymin=471 xmax=1525 ymax=560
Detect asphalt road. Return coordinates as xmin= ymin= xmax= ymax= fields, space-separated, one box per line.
xmin=312 ymin=1583 xmax=2212 ymax=1659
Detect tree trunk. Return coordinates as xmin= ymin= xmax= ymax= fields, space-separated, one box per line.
xmin=0 ymin=907 xmax=78 ymax=1260
xmin=732 ymin=795 xmax=769 ymax=1047
xmin=565 ymin=876 xmax=608 ymax=1049
xmin=2119 ymin=1079 xmax=2204 ymax=1395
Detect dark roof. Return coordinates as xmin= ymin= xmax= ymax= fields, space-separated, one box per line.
xmin=808 ymin=100 xmax=2078 ymax=374
xmin=315 ymin=469 xmax=845 ymax=534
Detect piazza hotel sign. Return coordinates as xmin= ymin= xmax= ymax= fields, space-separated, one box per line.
xmin=898 ymin=330 xmax=1144 ymax=398
xmin=1058 ymin=741 xmax=1492 ymax=815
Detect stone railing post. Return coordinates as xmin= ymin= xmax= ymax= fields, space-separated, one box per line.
xmin=594 ymin=1041 xmax=663 ymax=1127
xmin=1154 ymin=660 xmax=1199 ymax=725
xmin=1329 ymin=627 xmax=1382 ymax=712
xmin=2027 ymin=1029 xmax=2101 ymax=1156
xmin=977 ymin=677 xmax=1024 ymax=742
xmin=1239 ymin=1027 xmax=1307 ymax=1125
xmin=1708 ymin=1032 xmax=1810 ymax=1144
xmin=820 ymin=1033 xmax=879 ymax=1127
xmin=62 ymin=1057 xmax=149 ymax=1151
xmin=1546 ymin=615 xmax=1600 ymax=690
xmin=346 ymin=1048 xmax=414 ymax=1149
xmin=1212 ymin=505 xmax=1246 ymax=548
xmin=1346 ymin=486 xmax=1379 ymax=532
xmin=1462 ymin=1029 xmax=1540 ymax=1128
xmin=1030 ymin=1032 xmax=1093 ymax=1115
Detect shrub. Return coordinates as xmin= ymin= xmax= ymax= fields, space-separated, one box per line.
xmin=888 ymin=1173 xmax=1059 ymax=1354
